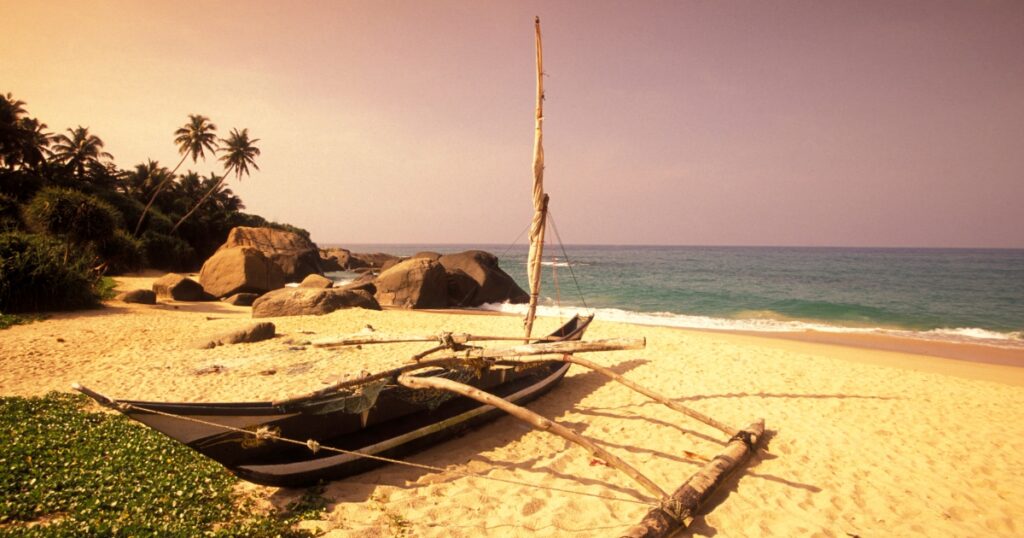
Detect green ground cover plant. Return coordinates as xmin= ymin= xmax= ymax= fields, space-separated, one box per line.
xmin=0 ymin=393 xmax=322 ymax=537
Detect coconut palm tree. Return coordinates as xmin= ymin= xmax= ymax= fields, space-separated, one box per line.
xmin=49 ymin=126 xmax=113 ymax=178
xmin=134 ymin=114 xmax=218 ymax=235
xmin=171 ymin=128 xmax=259 ymax=233
xmin=122 ymin=160 xmax=172 ymax=201
xmin=0 ymin=93 xmax=51 ymax=170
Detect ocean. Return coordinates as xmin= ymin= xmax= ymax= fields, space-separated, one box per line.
xmin=326 ymin=244 xmax=1024 ymax=349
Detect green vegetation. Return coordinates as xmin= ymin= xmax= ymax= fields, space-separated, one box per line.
xmin=0 ymin=91 xmax=309 ymax=314
xmin=0 ymin=393 xmax=322 ymax=537
xmin=0 ymin=313 xmax=44 ymax=330
xmin=0 ymin=232 xmax=102 ymax=313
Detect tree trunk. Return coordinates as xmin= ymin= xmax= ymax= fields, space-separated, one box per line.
xmin=170 ymin=174 xmax=226 ymax=234
xmin=134 ymin=153 xmax=187 ymax=236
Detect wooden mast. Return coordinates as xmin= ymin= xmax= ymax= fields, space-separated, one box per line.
xmin=524 ymin=16 xmax=548 ymax=340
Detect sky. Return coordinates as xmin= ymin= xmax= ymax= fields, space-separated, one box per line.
xmin=3 ymin=1 xmax=1023 ymax=248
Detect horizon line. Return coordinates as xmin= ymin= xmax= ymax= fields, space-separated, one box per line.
xmin=317 ymin=241 xmax=1024 ymax=251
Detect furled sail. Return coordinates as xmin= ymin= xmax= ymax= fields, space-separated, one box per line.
xmin=524 ymin=16 xmax=548 ymax=340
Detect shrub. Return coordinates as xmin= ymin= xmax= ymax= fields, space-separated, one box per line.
xmin=140 ymin=231 xmax=196 ymax=271
xmin=95 ymin=230 xmax=146 ymax=275
xmin=91 ymin=189 xmax=173 ymax=236
xmin=0 ymin=169 xmax=43 ymax=201
xmin=24 ymin=187 xmax=120 ymax=246
xmin=0 ymin=192 xmax=21 ymax=231
xmin=0 ymin=231 xmax=101 ymax=312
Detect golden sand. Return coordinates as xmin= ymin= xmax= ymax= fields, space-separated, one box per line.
xmin=2 ymin=275 xmax=1022 ymax=537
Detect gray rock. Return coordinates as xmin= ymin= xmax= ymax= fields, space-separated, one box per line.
xmin=373 ymin=257 xmax=448 ymax=309
xmin=222 ymin=292 xmax=259 ymax=306
xmin=438 ymin=250 xmax=529 ymax=306
xmin=199 ymin=246 xmax=285 ymax=298
xmin=152 ymin=273 xmax=207 ymax=301
xmin=299 ymin=274 xmax=334 ymax=288
xmin=116 ymin=289 xmax=156 ymax=304
xmin=196 ymin=322 xmax=276 ymax=349
xmin=219 ymin=226 xmax=322 ymax=282
xmin=252 ymin=287 xmax=381 ymax=318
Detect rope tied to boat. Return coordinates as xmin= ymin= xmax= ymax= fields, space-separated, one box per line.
xmin=120 ymin=401 xmax=660 ymax=508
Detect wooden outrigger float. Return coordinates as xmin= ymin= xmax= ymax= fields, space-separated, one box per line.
xmin=74 ymin=17 xmax=765 ymax=536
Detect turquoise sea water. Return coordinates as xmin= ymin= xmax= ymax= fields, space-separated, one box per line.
xmin=328 ymin=244 xmax=1024 ymax=348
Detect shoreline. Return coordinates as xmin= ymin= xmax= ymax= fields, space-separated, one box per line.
xmin=3 ymin=275 xmax=1023 ymax=536
xmin=434 ymin=306 xmax=1024 ymax=386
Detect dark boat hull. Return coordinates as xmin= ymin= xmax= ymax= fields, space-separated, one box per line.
xmin=99 ymin=315 xmax=592 ymax=487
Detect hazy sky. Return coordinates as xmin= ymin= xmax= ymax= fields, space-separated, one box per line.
xmin=3 ymin=1 xmax=1023 ymax=247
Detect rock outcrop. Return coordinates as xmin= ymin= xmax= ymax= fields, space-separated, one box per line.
xmin=152 ymin=273 xmax=207 ymax=301
xmin=373 ymin=257 xmax=448 ymax=309
xmin=438 ymin=250 xmax=529 ymax=307
xmin=199 ymin=246 xmax=285 ymax=298
xmin=220 ymin=227 xmax=321 ymax=282
xmin=252 ymin=287 xmax=381 ymax=318
xmin=320 ymin=248 xmax=400 ymax=272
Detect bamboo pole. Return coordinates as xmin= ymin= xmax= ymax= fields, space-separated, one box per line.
xmin=458 ymin=337 xmax=645 ymax=360
xmin=271 ymin=338 xmax=645 ymax=407
xmin=396 ymin=372 xmax=668 ymax=501
xmin=311 ymin=332 xmax=569 ymax=349
xmin=486 ymin=355 xmax=738 ymax=437
xmin=621 ymin=419 xmax=766 ymax=538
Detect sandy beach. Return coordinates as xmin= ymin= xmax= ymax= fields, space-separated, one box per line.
xmin=2 ymin=275 xmax=1023 ymax=537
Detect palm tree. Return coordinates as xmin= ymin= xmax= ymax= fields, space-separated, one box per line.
xmin=122 ymin=160 xmax=171 ymax=200
xmin=49 ymin=126 xmax=113 ymax=178
xmin=0 ymin=93 xmax=51 ymax=169
xmin=134 ymin=114 xmax=218 ymax=235
xmin=171 ymin=128 xmax=259 ymax=233
xmin=19 ymin=118 xmax=53 ymax=169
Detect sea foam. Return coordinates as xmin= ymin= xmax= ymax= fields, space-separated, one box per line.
xmin=477 ymin=302 xmax=1024 ymax=349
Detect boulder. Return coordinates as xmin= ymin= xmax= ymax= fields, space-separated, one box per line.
xmin=336 ymin=274 xmax=376 ymax=295
xmin=252 ymin=287 xmax=381 ymax=318
xmin=152 ymin=273 xmax=207 ymax=301
xmin=411 ymin=251 xmax=442 ymax=261
xmin=351 ymin=252 xmax=400 ymax=270
xmin=219 ymin=226 xmax=322 ymax=282
xmin=373 ymin=257 xmax=448 ymax=309
xmin=222 ymin=292 xmax=259 ymax=306
xmin=438 ymin=250 xmax=529 ymax=307
xmin=196 ymin=322 xmax=276 ymax=349
xmin=299 ymin=274 xmax=334 ymax=288
xmin=319 ymin=248 xmax=399 ymax=272
xmin=319 ymin=248 xmax=352 ymax=271
xmin=199 ymin=246 xmax=285 ymax=298
xmin=116 ymin=289 xmax=156 ymax=304
xmin=380 ymin=257 xmax=403 ymax=272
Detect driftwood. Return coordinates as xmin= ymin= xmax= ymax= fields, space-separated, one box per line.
xmin=397 ymin=372 xmax=668 ymax=500
xmin=621 ymin=419 xmax=766 ymax=538
xmin=271 ymin=338 xmax=645 ymax=407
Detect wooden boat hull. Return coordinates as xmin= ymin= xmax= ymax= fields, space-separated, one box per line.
xmin=92 ymin=315 xmax=592 ymax=487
